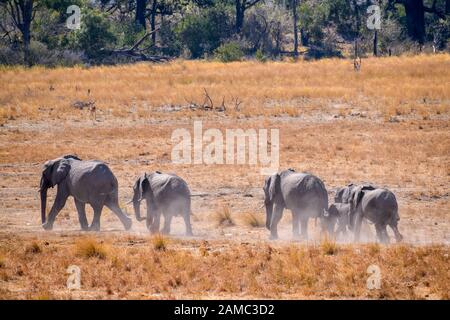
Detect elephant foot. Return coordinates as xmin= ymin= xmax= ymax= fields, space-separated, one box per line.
xmin=89 ymin=224 xmax=100 ymax=232
xmin=42 ymin=222 xmax=53 ymax=231
xmin=185 ymin=231 xmax=193 ymax=237
xmin=161 ymin=229 xmax=170 ymax=235
xmin=269 ymin=234 xmax=278 ymax=240
xmin=80 ymin=226 xmax=89 ymax=232
xmin=395 ymin=234 xmax=403 ymax=243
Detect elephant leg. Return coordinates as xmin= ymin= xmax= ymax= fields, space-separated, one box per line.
xmin=161 ymin=214 xmax=172 ymax=235
xmin=292 ymin=211 xmax=300 ymax=239
xmin=74 ymin=199 xmax=89 ymax=231
xmin=183 ymin=211 xmax=193 ymax=236
xmin=390 ymin=224 xmax=403 ymax=243
xmin=375 ymin=223 xmax=384 ymax=243
xmin=300 ymin=217 xmax=309 ymax=240
xmin=150 ymin=210 xmax=162 ymax=234
xmin=269 ymin=204 xmax=283 ymax=240
xmin=105 ymin=200 xmax=132 ymax=231
xmin=43 ymin=188 xmax=68 ymax=230
xmin=89 ymin=204 xmax=103 ymax=231
xmin=353 ymin=212 xmax=363 ymax=243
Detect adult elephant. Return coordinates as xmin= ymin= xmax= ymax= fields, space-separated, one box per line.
xmin=349 ymin=185 xmax=403 ymax=243
xmin=39 ymin=155 xmax=132 ymax=231
xmin=263 ymin=169 xmax=329 ymax=240
xmin=132 ymin=171 xmax=193 ymax=236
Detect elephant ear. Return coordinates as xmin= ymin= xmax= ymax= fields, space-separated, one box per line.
xmin=350 ymin=187 xmax=365 ymax=212
xmin=62 ymin=154 xmax=81 ymax=161
xmin=268 ymin=173 xmax=281 ymax=202
xmin=135 ymin=174 xmax=150 ymax=202
xmin=335 ymin=188 xmax=344 ymax=203
xmin=50 ymin=159 xmax=71 ymax=186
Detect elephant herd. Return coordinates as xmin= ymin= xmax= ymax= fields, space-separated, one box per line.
xmin=39 ymin=155 xmax=403 ymax=244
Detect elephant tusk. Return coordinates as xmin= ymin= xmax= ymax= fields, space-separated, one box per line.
xmin=258 ymin=203 xmax=265 ymax=209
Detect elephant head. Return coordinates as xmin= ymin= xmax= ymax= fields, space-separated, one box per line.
xmin=132 ymin=173 xmax=154 ymax=222
xmin=39 ymin=155 xmax=80 ymax=224
xmin=348 ymin=185 xmax=376 ymax=228
xmin=335 ymin=184 xmax=355 ymax=203
xmin=263 ymin=173 xmax=281 ymax=230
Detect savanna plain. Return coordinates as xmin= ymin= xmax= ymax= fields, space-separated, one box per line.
xmin=0 ymin=55 xmax=449 ymax=299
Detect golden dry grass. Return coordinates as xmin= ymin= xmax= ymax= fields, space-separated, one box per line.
xmin=241 ymin=212 xmax=265 ymax=228
xmin=74 ymin=238 xmax=108 ymax=259
xmin=0 ymin=234 xmax=448 ymax=299
xmin=0 ymin=54 xmax=449 ymax=122
xmin=0 ymin=54 xmax=449 ymax=299
xmin=214 ymin=205 xmax=235 ymax=227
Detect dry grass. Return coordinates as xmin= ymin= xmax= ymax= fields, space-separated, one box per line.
xmin=74 ymin=238 xmax=108 ymax=259
xmin=214 ymin=205 xmax=235 ymax=227
xmin=320 ymin=238 xmax=339 ymax=256
xmin=0 ymin=234 xmax=448 ymax=299
xmin=24 ymin=241 xmax=42 ymax=254
xmin=0 ymin=55 xmax=448 ymax=299
xmin=241 ymin=212 xmax=265 ymax=228
xmin=0 ymin=55 xmax=448 ymax=123
xmin=151 ymin=234 xmax=168 ymax=251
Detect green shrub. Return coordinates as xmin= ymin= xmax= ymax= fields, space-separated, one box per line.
xmin=214 ymin=42 xmax=244 ymax=62
xmin=255 ymin=49 xmax=267 ymax=62
xmin=176 ymin=5 xmax=232 ymax=58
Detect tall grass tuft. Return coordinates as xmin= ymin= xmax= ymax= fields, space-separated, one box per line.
xmin=75 ymin=238 xmax=107 ymax=259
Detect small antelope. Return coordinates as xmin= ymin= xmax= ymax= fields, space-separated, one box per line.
xmin=354 ymin=57 xmax=361 ymax=72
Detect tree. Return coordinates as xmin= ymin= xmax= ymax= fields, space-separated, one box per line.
xmin=235 ymin=0 xmax=263 ymax=33
xmin=0 ymin=0 xmax=37 ymax=65
xmin=292 ymin=0 xmax=298 ymax=58
xmin=389 ymin=0 xmax=449 ymax=45
xmin=136 ymin=0 xmax=147 ymax=29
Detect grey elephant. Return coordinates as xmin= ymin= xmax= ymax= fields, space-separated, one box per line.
xmin=263 ymin=169 xmax=329 ymax=240
xmin=327 ymin=203 xmax=351 ymax=237
xmin=132 ymin=171 xmax=193 ymax=236
xmin=335 ymin=184 xmax=357 ymax=203
xmin=349 ymin=185 xmax=403 ymax=243
xmin=39 ymin=155 xmax=132 ymax=231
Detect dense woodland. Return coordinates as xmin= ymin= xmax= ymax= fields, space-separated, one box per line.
xmin=0 ymin=0 xmax=449 ymax=66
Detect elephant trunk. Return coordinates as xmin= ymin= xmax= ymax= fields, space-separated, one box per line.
xmin=39 ymin=176 xmax=48 ymax=224
xmin=132 ymin=191 xmax=146 ymax=222
xmin=133 ymin=199 xmax=143 ymax=222
xmin=265 ymin=201 xmax=273 ymax=230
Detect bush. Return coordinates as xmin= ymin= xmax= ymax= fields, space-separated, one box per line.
xmin=255 ymin=49 xmax=267 ymax=62
xmin=176 ymin=5 xmax=233 ymax=58
xmin=71 ymin=10 xmax=116 ymax=61
xmin=0 ymin=45 xmax=23 ymax=65
xmin=214 ymin=42 xmax=244 ymax=62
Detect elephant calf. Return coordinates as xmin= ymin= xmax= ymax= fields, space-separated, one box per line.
xmin=39 ymin=155 xmax=132 ymax=231
xmin=349 ymin=185 xmax=403 ymax=243
xmin=327 ymin=203 xmax=351 ymax=237
xmin=132 ymin=171 xmax=193 ymax=236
